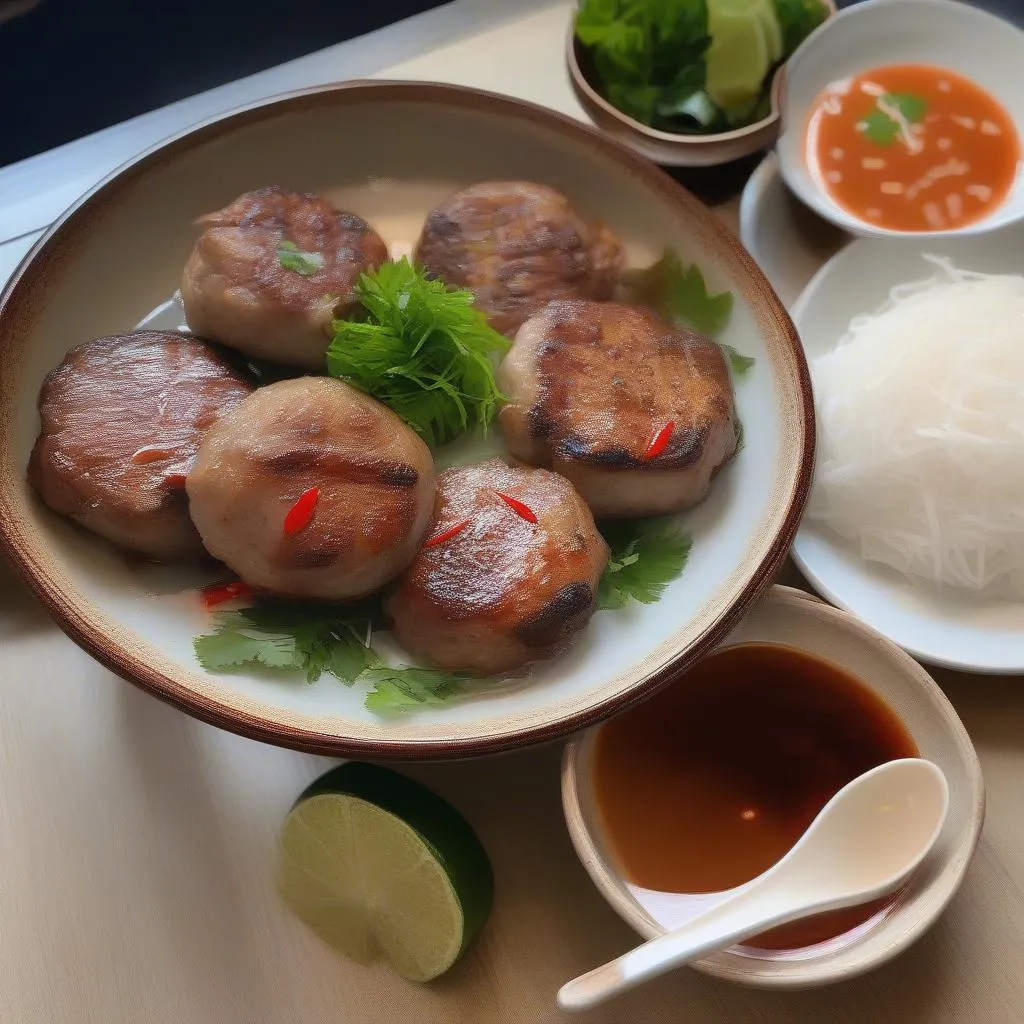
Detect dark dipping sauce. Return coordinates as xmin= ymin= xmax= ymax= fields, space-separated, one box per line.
xmin=594 ymin=643 xmax=919 ymax=951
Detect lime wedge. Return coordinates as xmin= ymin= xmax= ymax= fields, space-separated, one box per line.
xmin=278 ymin=762 xmax=494 ymax=982
xmin=761 ymin=1 xmax=784 ymax=64
xmin=705 ymin=0 xmax=773 ymax=117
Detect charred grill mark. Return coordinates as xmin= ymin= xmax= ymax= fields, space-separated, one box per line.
xmin=422 ymin=210 xmax=461 ymax=241
xmin=338 ymin=212 xmax=368 ymax=232
xmin=259 ymin=450 xmax=419 ymax=488
xmin=528 ymin=404 xmax=556 ymax=440
xmin=551 ymin=423 xmax=710 ymax=471
xmin=292 ymin=548 xmax=340 ymax=568
xmin=663 ymin=424 xmax=706 ymax=469
xmin=514 ymin=581 xmax=595 ymax=646
xmin=261 ymin=449 xmax=320 ymax=474
xmin=378 ymin=462 xmax=420 ymax=488
xmin=558 ymin=435 xmax=636 ymax=467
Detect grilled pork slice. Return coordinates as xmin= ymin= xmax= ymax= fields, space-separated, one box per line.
xmin=414 ymin=181 xmax=621 ymax=336
xmin=498 ymin=300 xmax=739 ymax=518
xmin=29 ymin=331 xmax=253 ymax=560
xmin=181 ymin=186 xmax=387 ymax=370
xmin=386 ymin=458 xmax=609 ymax=674
xmin=187 ymin=377 xmax=435 ymax=599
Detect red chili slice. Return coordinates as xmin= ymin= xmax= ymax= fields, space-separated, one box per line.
xmin=422 ymin=519 xmax=471 ymax=548
xmin=643 ymin=420 xmax=676 ymax=461
xmin=163 ymin=473 xmax=187 ymax=490
xmin=283 ymin=486 xmax=320 ymax=536
xmin=497 ymin=492 xmax=538 ymax=523
xmin=202 ymin=581 xmax=254 ymax=609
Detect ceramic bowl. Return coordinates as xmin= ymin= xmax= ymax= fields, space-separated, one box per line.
xmin=566 ymin=1 xmax=836 ymax=168
xmin=562 ymin=585 xmax=984 ymax=988
xmin=777 ymin=0 xmax=1024 ymax=239
xmin=0 ymin=81 xmax=813 ymax=759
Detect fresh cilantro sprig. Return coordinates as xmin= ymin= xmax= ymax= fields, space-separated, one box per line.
xmin=193 ymin=599 xmax=465 ymax=714
xmin=328 ymin=258 xmax=509 ymax=447
xmin=194 ymin=517 xmax=696 ymax=706
xmin=625 ymin=248 xmax=733 ymax=336
xmin=624 ymin=248 xmax=754 ymax=377
xmin=277 ymin=240 xmax=324 ymax=276
xmin=720 ymin=343 xmax=756 ymax=378
xmin=361 ymin=667 xmax=464 ymax=714
xmin=622 ymin=247 xmax=753 ymax=380
xmin=861 ymin=92 xmax=927 ymax=147
xmin=597 ymin=518 xmax=693 ymax=610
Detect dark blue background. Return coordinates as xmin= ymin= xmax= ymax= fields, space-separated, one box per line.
xmin=0 ymin=0 xmax=450 ymax=167
xmin=0 ymin=0 xmax=1020 ymax=168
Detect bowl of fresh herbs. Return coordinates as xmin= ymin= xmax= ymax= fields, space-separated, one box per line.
xmin=568 ymin=0 xmax=835 ymax=167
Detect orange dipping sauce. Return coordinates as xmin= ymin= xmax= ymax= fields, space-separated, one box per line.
xmin=806 ymin=64 xmax=1020 ymax=232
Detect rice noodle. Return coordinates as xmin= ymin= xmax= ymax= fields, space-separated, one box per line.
xmin=808 ymin=255 xmax=1024 ymax=595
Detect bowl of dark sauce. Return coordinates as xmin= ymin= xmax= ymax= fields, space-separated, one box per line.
xmin=562 ymin=586 xmax=983 ymax=988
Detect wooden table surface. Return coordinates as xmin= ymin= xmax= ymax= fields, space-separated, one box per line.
xmin=3 ymin=4 xmax=1024 ymax=1021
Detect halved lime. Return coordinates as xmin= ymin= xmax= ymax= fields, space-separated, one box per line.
xmin=760 ymin=1 xmax=784 ymax=64
xmin=705 ymin=0 xmax=774 ymax=117
xmin=278 ymin=762 xmax=494 ymax=982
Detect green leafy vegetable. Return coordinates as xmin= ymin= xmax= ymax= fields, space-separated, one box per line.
xmin=597 ymin=518 xmax=693 ymax=609
xmin=625 ymin=248 xmax=734 ymax=336
xmin=277 ymin=240 xmax=324 ymax=276
xmin=194 ymin=601 xmax=379 ymax=683
xmin=193 ymin=598 xmax=466 ymax=713
xmin=328 ymin=258 xmax=509 ymax=447
xmin=861 ymin=92 xmax=928 ymax=147
xmin=721 ymin=343 xmax=756 ymax=377
xmin=772 ymin=0 xmax=828 ymax=54
xmin=575 ymin=0 xmax=828 ymax=134
xmin=362 ymin=667 xmax=465 ymax=714
xmin=576 ymin=0 xmax=712 ymax=130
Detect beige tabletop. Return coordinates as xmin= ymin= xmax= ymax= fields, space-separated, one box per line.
xmin=3 ymin=3 xmax=1024 ymax=1022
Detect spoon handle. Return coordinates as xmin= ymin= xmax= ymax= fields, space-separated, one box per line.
xmin=558 ymin=891 xmax=813 ymax=1012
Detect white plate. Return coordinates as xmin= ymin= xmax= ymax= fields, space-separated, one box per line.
xmin=790 ymin=222 xmax=1024 ymax=672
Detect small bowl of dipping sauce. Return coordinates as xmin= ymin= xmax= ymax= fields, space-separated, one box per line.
xmin=562 ymin=586 xmax=983 ymax=988
xmin=776 ymin=0 xmax=1024 ymax=238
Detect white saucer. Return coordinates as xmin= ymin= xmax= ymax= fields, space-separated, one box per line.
xmin=739 ymin=152 xmax=849 ymax=308
xmin=741 ymin=155 xmax=1024 ymax=673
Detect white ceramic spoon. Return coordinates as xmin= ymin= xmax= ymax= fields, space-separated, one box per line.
xmin=558 ymin=758 xmax=949 ymax=1011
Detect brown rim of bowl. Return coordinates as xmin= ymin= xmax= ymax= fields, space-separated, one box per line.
xmin=566 ymin=0 xmax=837 ymax=145
xmin=0 ymin=79 xmax=815 ymax=760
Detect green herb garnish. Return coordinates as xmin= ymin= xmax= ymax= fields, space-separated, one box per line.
xmin=328 ymin=258 xmax=509 ymax=447
xmin=277 ymin=240 xmax=324 ymax=276
xmin=625 ymin=248 xmax=735 ymax=337
xmin=773 ymin=0 xmax=828 ymax=54
xmin=193 ymin=598 xmax=467 ymax=714
xmin=361 ymin=667 xmax=464 ymax=714
xmin=721 ymin=343 xmax=756 ymax=377
xmin=597 ymin=518 xmax=693 ymax=610
xmin=626 ymin=248 xmax=755 ymax=381
xmin=860 ymin=92 xmax=928 ymax=147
